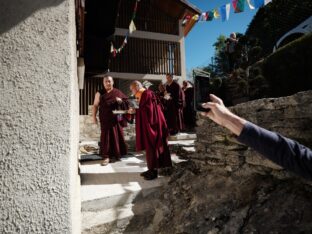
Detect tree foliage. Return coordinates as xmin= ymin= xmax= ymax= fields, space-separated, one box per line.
xmin=246 ymin=0 xmax=312 ymax=55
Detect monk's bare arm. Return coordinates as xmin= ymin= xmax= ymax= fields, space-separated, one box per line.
xmin=92 ymin=92 xmax=100 ymax=124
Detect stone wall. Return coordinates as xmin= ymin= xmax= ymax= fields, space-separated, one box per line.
xmin=0 ymin=0 xmax=80 ymax=233
xmin=80 ymin=105 xmax=136 ymax=142
xmin=195 ymin=90 xmax=312 ymax=177
xmin=141 ymin=91 xmax=312 ymax=234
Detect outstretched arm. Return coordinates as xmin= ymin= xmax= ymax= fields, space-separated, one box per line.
xmin=202 ymin=94 xmax=312 ymax=180
xmin=92 ymin=92 xmax=100 ymax=124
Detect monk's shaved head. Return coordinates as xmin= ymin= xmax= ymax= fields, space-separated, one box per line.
xmin=103 ymin=75 xmax=113 ymax=82
xmin=130 ymin=80 xmax=143 ymax=95
xmin=131 ymin=80 xmax=143 ymax=89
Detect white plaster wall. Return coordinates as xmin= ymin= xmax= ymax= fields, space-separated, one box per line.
xmin=0 ymin=0 xmax=80 ymax=233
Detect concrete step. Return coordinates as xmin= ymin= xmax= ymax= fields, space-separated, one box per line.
xmin=80 ymin=154 xmax=168 ymax=212
xmin=82 ymin=204 xmax=134 ymax=232
xmin=168 ymin=132 xmax=197 ymax=141
xmin=80 ymin=137 xmax=194 ymax=232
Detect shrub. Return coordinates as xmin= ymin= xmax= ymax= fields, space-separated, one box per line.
xmin=262 ymin=33 xmax=312 ymax=97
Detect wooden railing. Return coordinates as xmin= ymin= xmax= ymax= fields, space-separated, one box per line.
xmin=110 ymin=36 xmax=181 ymax=75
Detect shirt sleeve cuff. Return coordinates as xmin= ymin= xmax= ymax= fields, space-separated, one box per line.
xmin=237 ymin=121 xmax=255 ymax=144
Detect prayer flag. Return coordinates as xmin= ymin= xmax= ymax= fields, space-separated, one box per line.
xmin=183 ymin=15 xmax=191 ymax=25
xmin=206 ymin=11 xmax=214 ymax=21
xmin=264 ymin=0 xmax=272 ymax=5
xmin=192 ymin=14 xmax=199 ymax=21
xmin=246 ymin=0 xmax=255 ymax=10
xmin=232 ymin=0 xmax=245 ymax=13
xmin=81 ymin=0 xmax=85 ymax=8
xmin=129 ymin=20 xmax=136 ymax=34
xmin=213 ymin=9 xmax=220 ymax=19
xmin=199 ymin=12 xmax=208 ymax=21
xmin=220 ymin=4 xmax=230 ymax=22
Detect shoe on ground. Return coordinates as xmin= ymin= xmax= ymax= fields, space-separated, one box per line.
xmin=100 ymin=158 xmax=110 ymax=166
xmin=144 ymin=170 xmax=158 ymax=180
xmin=140 ymin=170 xmax=151 ymax=177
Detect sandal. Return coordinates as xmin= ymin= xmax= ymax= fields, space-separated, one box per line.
xmin=100 ymin=158 xmax=110 ymax=166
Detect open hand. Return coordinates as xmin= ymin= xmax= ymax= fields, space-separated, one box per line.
xmin=201 ymin=94 xmax=246 ymax=136
xmin=128 ymin=108 xmax=136 ymax=114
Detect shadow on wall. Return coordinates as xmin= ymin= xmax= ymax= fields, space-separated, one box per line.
xmin=0 ymin=0 xmax=64 ymax=35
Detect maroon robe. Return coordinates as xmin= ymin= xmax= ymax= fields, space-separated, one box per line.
xmin=135 ymin=89 xmax=172 ymax=170
xmin=99 ymin=88 xmax=129 ymax=160
xmin=183 ymin=87 xmax=196 ymax=130
xmin=165 ymin=81 xmax=185 ymax=135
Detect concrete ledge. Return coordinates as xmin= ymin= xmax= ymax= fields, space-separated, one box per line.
xmin=168 ymin=133 xmax=197 ymax=141
xmin=80 ymin=156 xmax=168 ymax=212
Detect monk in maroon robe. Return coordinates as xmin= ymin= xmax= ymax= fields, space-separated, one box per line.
xmin=164 ymin=74 xmax=185 ymax=135
xmin=182 ymin=80 xmax=196 ymax=131
xmin=129 ymin=81 xmax=172 ymax=180
xmin=93 ymin=76 xmax=129 ymax=166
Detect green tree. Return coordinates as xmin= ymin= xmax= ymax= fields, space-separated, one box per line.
xmin=246 ymin=0 xmax=312 ymax=55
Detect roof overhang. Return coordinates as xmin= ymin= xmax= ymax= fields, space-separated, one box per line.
xmin=154 ymin=0 xmax=201 ymax=36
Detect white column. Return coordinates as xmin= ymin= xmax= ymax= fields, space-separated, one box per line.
xmin=179 ymin=19 xmax=187 ymax=85
xmin=0 ymin=0 xmax=80 ymax=233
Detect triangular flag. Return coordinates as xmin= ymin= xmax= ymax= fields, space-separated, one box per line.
xmin=246 ymin=0 xmax=255 ymax=9
xmin=226 ymin=4 xmax=231 ymax=20
xmin=182 ymin=15 xmax=191 ymax=25
xmin=232 ymin=0 xmax=245 ymax=13
xmin=264 ymin=0 xmax=272 ymax=5
xmin=206 ymin=11 xmax=214 ymax=21
xmin=254 ymin=0 xmax=264 ymax=8
xmin=213 ymin=9 xmax=220 ymax=19
xmin=192 ymin=14 xmax=199 ymax=21
xmin=199 ymin=12 xmax=207 ymax=21
xmin=129 ymin=20 xmax=136 ymax=34
xmin=81 ymin=0 xmax=85 ymax=8
xmin=220 ymin=4 xmax=231 ymax=22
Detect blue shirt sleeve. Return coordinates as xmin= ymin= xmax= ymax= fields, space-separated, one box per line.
xmin=237 ymin=122 xmax=312 ymax=180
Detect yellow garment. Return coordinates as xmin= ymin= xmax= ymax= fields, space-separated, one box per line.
xmin=135 ymin=88 xmax=146 ymax=102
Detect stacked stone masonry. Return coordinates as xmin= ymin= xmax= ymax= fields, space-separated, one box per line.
xmin=195 ymin=90 xmax=312 ymax=177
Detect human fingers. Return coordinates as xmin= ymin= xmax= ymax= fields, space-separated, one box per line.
xmin=202 ymin=102 xmax=217 ymax=109
xmin=209 ymin=94 xmax=223 ymax=105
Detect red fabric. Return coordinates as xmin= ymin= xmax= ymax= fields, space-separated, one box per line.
xmin=99 ymin=88 xmax=129 ymax=159
xmin=165 ymin=81 xmax=185 ymax=134
xmin=135 ymin=90 xmax=172 ymax=170
xmin=100 ymin=124 xmax=127 ymax=160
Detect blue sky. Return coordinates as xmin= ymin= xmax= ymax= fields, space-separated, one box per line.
xmin=185 ymin=0 xmax=259 ymax=71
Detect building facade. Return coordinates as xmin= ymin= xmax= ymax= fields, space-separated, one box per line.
xmin=77 ymin=0 xmax=200 ymax=114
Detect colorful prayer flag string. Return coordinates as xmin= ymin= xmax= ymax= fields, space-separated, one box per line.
xmin=232 ymin=0 xmax=245 ymax=13
xmin=182 ymin=0 xmax=272 ymax=25
xmin=111 ymin=0 xmax=140 ymax=57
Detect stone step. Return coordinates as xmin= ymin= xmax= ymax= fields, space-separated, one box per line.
xmin=82 ymin=204 xmax=134 ymax=233
xmin=168 ymin=133 xmax=197 ymax=141
xmin=80 ymin=155 xmax=168 ymax=212
xmin=82 ymin=195 xmax=158 ymax=234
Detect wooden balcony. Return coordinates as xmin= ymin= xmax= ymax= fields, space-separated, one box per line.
xmin=110 ymin=36 xmax=181 ymax=76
